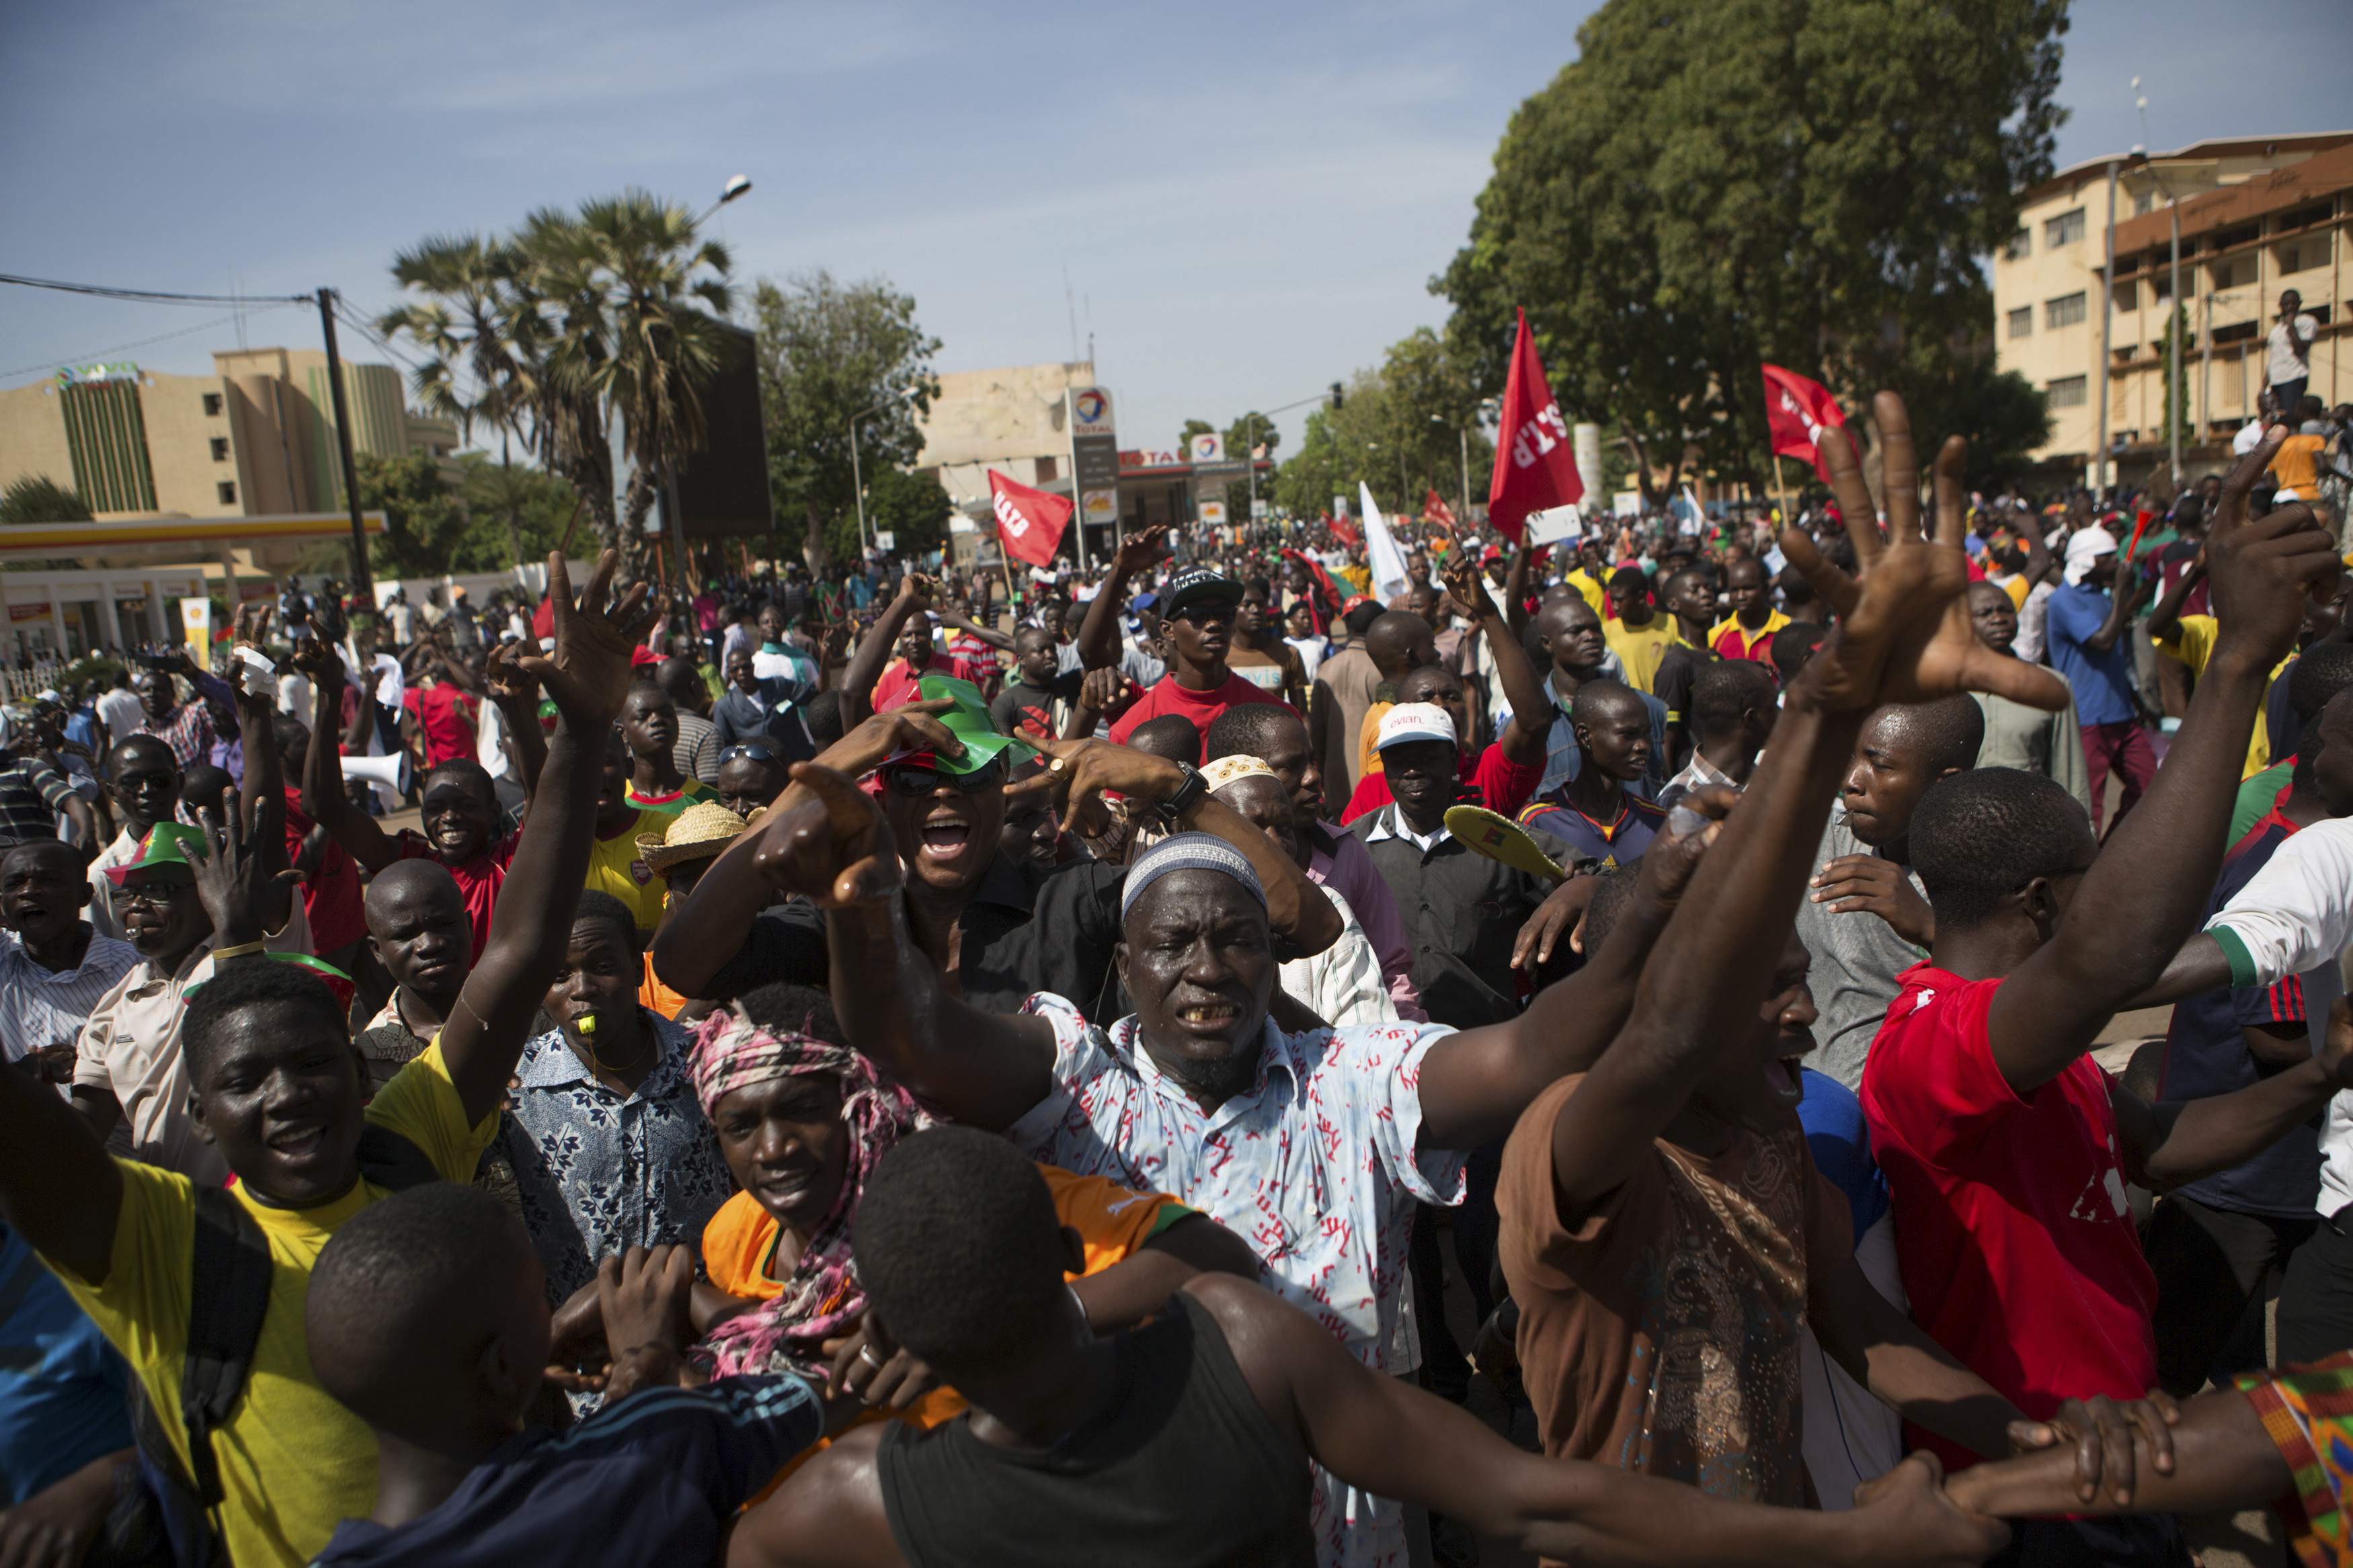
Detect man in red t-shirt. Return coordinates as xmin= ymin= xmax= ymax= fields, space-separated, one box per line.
xmin=1107 ymin=567 xmax=1291 ymax=745
xmin=1862 ymin=432 xmax=2350 ymax=1566
xmin=402 ymin=677 xmax=478 ymax=769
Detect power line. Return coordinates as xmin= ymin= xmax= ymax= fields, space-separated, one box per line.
xmin=0 ymin=303 xmax=301 ymax=381
xmin=0 ymin=271 xmax=311 ymax=307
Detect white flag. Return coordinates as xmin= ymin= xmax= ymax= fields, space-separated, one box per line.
xmin=1362 ymin=483 xmax=1410 ymax=604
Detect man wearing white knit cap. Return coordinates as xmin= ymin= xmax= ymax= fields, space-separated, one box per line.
xmin=2046 ymin=523 xmax=2157 ymax=831
xmin=764 ymin=751 xmax=1651 ymax=1568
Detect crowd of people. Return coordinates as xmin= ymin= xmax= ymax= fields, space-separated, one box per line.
xmin=5 ymin=392 xmax=2353 ymax=1568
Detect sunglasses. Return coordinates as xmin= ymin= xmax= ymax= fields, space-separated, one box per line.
xmin=718 ymin=743 xmax=778 ymax=766
xmin=881 ymin=757 xmax=1006 ymax=796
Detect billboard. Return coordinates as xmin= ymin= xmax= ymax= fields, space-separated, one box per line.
xmin=672 ymin=325 xmax=774 ymax=538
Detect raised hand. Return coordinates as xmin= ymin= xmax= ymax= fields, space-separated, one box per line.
xmin=1437 ymin=547 xmax=1490 ymax=621
xmin=1019 ymin=736 xmax=1186 ymax=837
xmin=288 ymin=633 xmax=344 ymax=688
xmin=1077 ymin=666 xmax=1138 ymax=721
xmin=751 ymin=763 xmax=904 ymax=907
xmin=192 ymin=796 xmax=296 ymax=950
xmin=1780 ymin=393 xmax=2071 ymax=713
xmin=2203 ymin=428 xmax=2344 ymax=676
xmin=896 ymin=573 xmax=936 ymax=612
xmin=817 ymin=696 xmax=965 ymax=782
xmin=482 ymin=641 xmax=540 ymax=710
xmin=512 ymin=550 xmax=656 ymax=731
xmin=1113 ymin=524 xmax=1172 ymax=579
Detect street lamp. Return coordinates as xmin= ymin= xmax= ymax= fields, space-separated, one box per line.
xmin=2132 ymin=80 xmax=2184 ymax=484
xmin=851 ymin=386 xmax=920 ymax=559
xmin=694 ymin=174 xmax=753 ymax=227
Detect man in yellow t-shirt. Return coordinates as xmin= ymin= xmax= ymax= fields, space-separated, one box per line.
xmin=1 ymin=548 xmax=655 ymax=1567
xmin=2150 ymin=553 xmax=2299 ymax=778
xmin=1600 ymin=565 xmax=1684 ymax=696
xmin=589 ymin=730 xmax=670 ymax=932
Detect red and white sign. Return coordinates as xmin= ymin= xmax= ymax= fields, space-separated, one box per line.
xmin=1761 ymin=364 xmax=1848 ymax=482
xmin=1486 ymin=308 xmax=1583 ymax=543
xmin=988 ymin=470 xmax=1072 ymax=569
xmin=1421 ymin=489 xmax=1458 ymax=531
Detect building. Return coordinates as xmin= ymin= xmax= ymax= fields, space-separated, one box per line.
xmin=1993 ymin=132 xmax=2352 ymax=488
xmin=0 ymin=347 xmax=456 ymax=521
xmin=914 ymin=360 xmax=1095 ymax=506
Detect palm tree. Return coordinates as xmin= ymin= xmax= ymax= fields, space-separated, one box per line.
xmin=378 ymin=234 xmax=534 ymax=462
xmin=515 ymin=192 xmax=731 ymax=575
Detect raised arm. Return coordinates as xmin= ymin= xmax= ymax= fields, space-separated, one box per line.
xmin=1484 ymin=403 xmax=2066 ymax=1199
xmin=225 ymin=665 xmax=294 ymax=936
xmin=941 ymin=608 xmax=1013 ymax=651
xmin=837 ymin=575 xmax=930 ymax=728
xmin=436 ymin=552 xmax=653 ymax=1125
xmin=1989 ymin=431 xmax=2340 ymax=1094
xmin=758 ymin=766 xmax=1058 ymax=1130
xmin=482 ymin=642 xmax=546 ymax=796
xmin=1503 ymin=542 xmax=1537 ymax=636
xmin=2145 ymin=549 xmax=2206 ymax=649
xmin=2111 ymin=997 xmax=2353 ymax=1192
xmin=1074 ymin=526 xmax=1168 ymax=672
xmin=291 ymin=639 xmax=399 ymax=874
xmin=1439 ymin=548 xmax=1549 ymax=764
xmin=648 ymin=701 xmax=963 ymax=1000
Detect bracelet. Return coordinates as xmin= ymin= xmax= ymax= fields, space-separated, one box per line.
xmin=1069 ymin=1280 xmax=1090 ymax=1330
xmin=210 ymin=940 xmax=268 ymax=960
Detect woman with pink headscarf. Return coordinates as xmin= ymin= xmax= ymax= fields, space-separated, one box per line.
xmin=681 ymin=982 xmax=1261 ymax=1426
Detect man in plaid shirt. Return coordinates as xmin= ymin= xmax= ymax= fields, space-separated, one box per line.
xmin=130 ymin=660 xmax=225 ymax=773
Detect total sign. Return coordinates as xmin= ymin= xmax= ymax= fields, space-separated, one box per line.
xmin=1072 ymin=387 xmax=1115 ymax=439
xmin=1188 ymin=432 xmax=1224 ymax=464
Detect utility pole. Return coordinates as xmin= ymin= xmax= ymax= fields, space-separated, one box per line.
xmin=316 ymin=288 xmax=372 ymax=598
xmin=2169 ymin=197 xmax=2183 ymax=484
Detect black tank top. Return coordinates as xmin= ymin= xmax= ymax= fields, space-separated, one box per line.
xmin=877 ymin=1292 xmax=1315 ymax=1567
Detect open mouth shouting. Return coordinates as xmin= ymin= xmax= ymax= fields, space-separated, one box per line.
xmin=916 ymin=806 xmax=974 ymax=866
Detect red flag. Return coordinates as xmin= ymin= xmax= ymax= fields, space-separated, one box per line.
xmin=1326 ymin=512 xmax=1361 ymax=548
xmin=1486 ymin=308 xmax=1583 ymax=543
xmin=1279 ymin=547 xmax=1345 ymax=636
xmin=1421 ymin=489 xmax=1458 ymax=531
xmin=988 ymin=470 xmax=1072 ymax=570
xmin=1760 ymin=364 xmax=1848 ymax=482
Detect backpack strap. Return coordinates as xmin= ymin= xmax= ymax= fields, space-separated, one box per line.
xmin=356 ymin=1123 xmax=441 ymax=1194
xmin=180 ymin=1186 xmax=272 ymax=1514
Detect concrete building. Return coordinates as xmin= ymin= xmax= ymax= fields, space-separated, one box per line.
xmin=914 ymin=359 xmax=1096 ymax=507
xmin=1992 ymin=132 xmax=2352 ymax=488
xmin=0 ymin=347 xmax=456 ymax=521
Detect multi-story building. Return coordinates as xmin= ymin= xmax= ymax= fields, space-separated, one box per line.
xmin=0 ymin=346 xmax=456 ymax=520
xmin=1993 ymin=132 xmax=2351 ymax=489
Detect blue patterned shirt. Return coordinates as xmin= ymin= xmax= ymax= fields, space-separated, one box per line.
xmin=499 ymin=1013 xmax=734 ymax=1306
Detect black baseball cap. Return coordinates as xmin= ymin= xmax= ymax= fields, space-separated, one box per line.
xmin=1164 ymin=566 xmax=1243 ymax=618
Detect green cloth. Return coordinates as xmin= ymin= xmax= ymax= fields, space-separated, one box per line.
xmin=2230 ymin=760 xmax=2294 ymax=843
xmin=108 ymin=822 xmax=207 ymax=884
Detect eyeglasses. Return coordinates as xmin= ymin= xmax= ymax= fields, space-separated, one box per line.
xmin=718 ymin=743 xmax=778 ymax=766
xmin=119 ymin=878 xmax=192 ymax=909
xmin=881 ymin=759 xmax=1005 ymax=796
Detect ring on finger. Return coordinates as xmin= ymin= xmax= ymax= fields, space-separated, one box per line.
xmin=859 ymin=1345 xmax=885 ymax=1372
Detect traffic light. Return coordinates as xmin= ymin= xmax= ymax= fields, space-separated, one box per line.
xmin=1329 ymin=381 xmax=1345 ymax=411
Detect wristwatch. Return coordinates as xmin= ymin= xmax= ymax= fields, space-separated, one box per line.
xmin=1157 ymin=761 xmax=1207 ymax=825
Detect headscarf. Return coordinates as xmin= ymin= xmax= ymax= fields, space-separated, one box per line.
xmin=1200 ymin=754 xmax=1276 ymax=793
xmin=687 ymin=1004 xmax=929 ymax=1380
xmin=2063 ymin=526 xmax=2118 ymax=587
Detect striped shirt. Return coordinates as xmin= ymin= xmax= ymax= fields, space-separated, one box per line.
xmin=0 ymin=756 xmax=78 ymax=848
xmin=0 ymin=925 xmax=141 ymax=1065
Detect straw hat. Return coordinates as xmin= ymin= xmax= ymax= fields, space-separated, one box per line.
xmin=636 ymin=800 xmax=746 ymax=873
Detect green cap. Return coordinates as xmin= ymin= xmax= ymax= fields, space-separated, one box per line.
xmin=104 ymin=822 xmax=208 ymax=887
xmin=904 ymin=673 xmax=1037 ymax=777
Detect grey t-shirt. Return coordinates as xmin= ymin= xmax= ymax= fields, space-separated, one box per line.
xmin=1794 ymin=812 xmax=1930 ymax=1090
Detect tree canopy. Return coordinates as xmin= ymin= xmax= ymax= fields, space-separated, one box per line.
xmin=0 ymin=476 xmax=94 ymax=525
xmin=1435 ymin=0 xmax=2069 ymax=499
xmin=751 ymin=272 xmax=941 ymax=567
xmin=1273 ymin=330 xmax=1492 ymax=520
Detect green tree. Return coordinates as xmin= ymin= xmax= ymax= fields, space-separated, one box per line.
xmin=863 ymin=465 xmax=955 ymax=558
xmin=0 ymin=476 xmax=94 ymax=524
xmin=456 ymin=456 xmax=577 ymax=570
xmin=752 ymin=271 xmax=941 ymax=567
xmin=354 ymin=452 xmax=468 ymax=579
xmin=1224 ymin=413 xmax=1281 ymax=462
xmin=1437 ymin=0 xmax=2069 ymax=500
xmin=1271 ymin=334 xmax=1494 ymax=520
xmin=1901 ymin=355 xmax=2053 ymax=491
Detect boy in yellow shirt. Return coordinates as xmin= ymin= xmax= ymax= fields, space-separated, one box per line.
xmin=0 ymin=552 xmax=654 ymax=1568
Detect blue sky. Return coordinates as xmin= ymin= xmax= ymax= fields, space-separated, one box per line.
xmin=2 ymin=0 xmax=2345 ymax=462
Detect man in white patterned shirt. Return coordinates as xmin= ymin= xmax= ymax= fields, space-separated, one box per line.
xmin=763 ymin=743 xmax=1693 ymax=1568
xmin=0 ymin=842 xmax=137 ymax=1089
